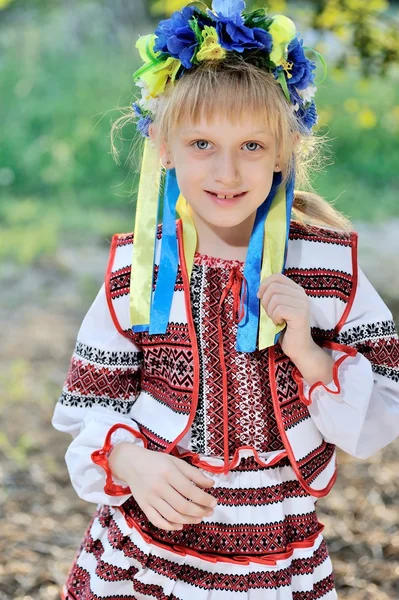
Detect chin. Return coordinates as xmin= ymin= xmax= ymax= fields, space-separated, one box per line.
xmin=204 ymin=212 xmax=252 ymax=229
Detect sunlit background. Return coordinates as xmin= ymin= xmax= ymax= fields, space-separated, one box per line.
xmin=1 ymin=1 xmax=399 ymax=598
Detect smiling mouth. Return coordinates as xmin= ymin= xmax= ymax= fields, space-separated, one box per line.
xmin=206 ymin=191 xmax=247 ymax=199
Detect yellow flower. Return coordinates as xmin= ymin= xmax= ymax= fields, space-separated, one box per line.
xmin=141 ymin=58 xmax=182 ymax=97
xmin=269 ymin=15 xmax=297 ymax=66
xmin=357 ymin=108 xmax=377 ymax=129
xmin=135 ymin=34 xmax=181 ymax=97
xmin=197 ymin=26 xmax=227 ymax=62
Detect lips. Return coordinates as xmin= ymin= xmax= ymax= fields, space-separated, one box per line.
xmin=207 ymin=191 xmax=246 ymax=198
xmin=205 ymin=190 xmax=247 ymax=206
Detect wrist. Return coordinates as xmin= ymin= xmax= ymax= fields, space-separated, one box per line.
xmin=292 ymin=343 xmax=335 ymax=388
xmin=108 ymin=442 xmax=142 ymax=482
xmin=288 ymin=339 xmax=319 ymax=366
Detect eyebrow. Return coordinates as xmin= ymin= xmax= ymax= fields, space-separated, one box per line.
xmin=181 ymin=129 xmax=270 ymax=136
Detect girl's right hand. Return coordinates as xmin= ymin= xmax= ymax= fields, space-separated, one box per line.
xmin=108 ymin=443 xmax=218 ymax=531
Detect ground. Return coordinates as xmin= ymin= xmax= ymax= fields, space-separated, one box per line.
xmin=0 ymin=231 xmax=398 ymax=600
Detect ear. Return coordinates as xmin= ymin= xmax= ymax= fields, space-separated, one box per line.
xmin=159 ymin=144 xmax=175 ymax=170
xmin=149 ymin=124 xmax=175 ymax=169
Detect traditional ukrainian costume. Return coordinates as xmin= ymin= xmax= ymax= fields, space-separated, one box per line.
xmin=52 ymin=1 xmax=399 ymax=598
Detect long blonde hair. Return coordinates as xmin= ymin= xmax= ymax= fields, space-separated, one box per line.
xmin=111 ymin=54 xmax=353 ymax=233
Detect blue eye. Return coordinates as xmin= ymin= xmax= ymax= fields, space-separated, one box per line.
xmin=191 ymin=140 xmax=263 ymax=151
xmin=193 ymin=140 xmax=210 ymax=150
xmin=245 ymin=142 xmax=261 ymax=151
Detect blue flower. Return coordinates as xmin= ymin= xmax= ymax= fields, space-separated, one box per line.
xmin=132 ymin=103 xmax=152 ymax=137
xmin=208 ymin=0 xmax=272 ymax=53
xmin=137 ymin=115 xmax=152 ymax=137
xmin=212 ymin=0 xmax=246 ymax=20
xmin=286 ymin=37 xmax=316 ymax=90
xmin=297 ymin=100 xmax=318 ymax=130
xmin=153 ymin=7 xmax=213 ymax=69
xmin=132 ymin=102 xmax=142 ymax=118
xmin=215 ymin=20 xmax=272 ymax=53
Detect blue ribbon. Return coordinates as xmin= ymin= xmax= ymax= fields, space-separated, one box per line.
xmin=236 ymin=173 xmax=283 ymax=353
xmin=274 ymin=169 xmax=295 ymax=345
xmin=132 ymin=168 xmax=165 ymax=334
xmin=149 ymin=167 xmax=180 ymax=334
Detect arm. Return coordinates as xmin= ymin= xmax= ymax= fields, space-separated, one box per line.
xmin=52 ymin=281 xmax=147 ymax=505
xmin=292 ymin=264 xmax=399 ymax=459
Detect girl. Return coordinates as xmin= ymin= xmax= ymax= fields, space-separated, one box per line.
xmin=52 ymin=1 xmax=399 ymax=598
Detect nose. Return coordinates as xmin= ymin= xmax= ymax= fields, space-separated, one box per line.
xmin=213 ymin=151 xmax=241 ymax=187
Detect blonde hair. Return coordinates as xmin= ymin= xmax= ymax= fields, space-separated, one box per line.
xmin=111 ymin=54 xmax=353 ymax=233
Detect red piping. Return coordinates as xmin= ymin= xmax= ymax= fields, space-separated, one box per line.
xmin=105 ymin=233 xmax=133 ymax=340
xmin=292 ymin=341 xmax=358 ymax=407
xmin=335 ymin=230 xmax=358 ymax=335
xmin=119 ymin=505 xmax=326 ymax=566
xmin=91 ymin=423 xmax=148 ymax=496
xmin=163 ymin=219 xmax=202 ymax=454
xmin=269 ymin=345 xmax=338 ymax=498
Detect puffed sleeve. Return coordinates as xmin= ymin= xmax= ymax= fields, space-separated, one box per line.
xmin=292 ymin=264 xmax=399 ymax=459
xmin=52 ymin=281 xmax=148 ymax=506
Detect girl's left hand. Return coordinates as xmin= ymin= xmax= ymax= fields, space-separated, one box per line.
xmin=257 ymin=273 xmax=316 ymax=361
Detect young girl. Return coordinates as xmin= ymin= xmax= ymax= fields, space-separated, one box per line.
xmin=52 ymin=1 xmax=399 ymax=598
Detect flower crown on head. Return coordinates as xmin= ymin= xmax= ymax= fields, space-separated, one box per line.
xmin=131 ymin=0 xmax=327 ymax=138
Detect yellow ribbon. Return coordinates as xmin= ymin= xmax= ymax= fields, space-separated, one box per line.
xmin=130 ymin=139 xmax=162 ymax=327
xmin=258 ymin=182 xmax=287 ymax=350
xmin=176 ymin=194 xmax=197 ymax=282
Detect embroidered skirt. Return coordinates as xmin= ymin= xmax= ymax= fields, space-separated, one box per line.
xmin=61 ymin=457 xmax=337 ymax=599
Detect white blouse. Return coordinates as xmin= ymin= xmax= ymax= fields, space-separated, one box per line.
xmin=52 ymin=264 xmax=399 ymax=506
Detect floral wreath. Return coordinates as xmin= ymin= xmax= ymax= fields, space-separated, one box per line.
xmin=131 ymin=0 xmax=327 ymax=137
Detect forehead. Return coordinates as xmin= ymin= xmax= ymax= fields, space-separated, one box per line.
xmin=176 ymin=112 xmax=274 ymax=140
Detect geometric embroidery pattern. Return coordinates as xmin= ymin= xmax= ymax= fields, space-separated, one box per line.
xmin=119 ymin=494 xmax=321 ymax=556
xmin=336 ymin=319 xmax=399 ymax=382
xmin=59 ymin=341 xmax=142 ymax=414
xmin=189 ymin=256 xmax=284 ymax=458
xmin=63 ymin=505 xmax=334 ymax=597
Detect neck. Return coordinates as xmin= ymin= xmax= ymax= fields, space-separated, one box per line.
xmin=188 ymin=206 xmax=257 ymax=261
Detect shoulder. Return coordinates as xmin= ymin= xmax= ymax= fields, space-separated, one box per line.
xmin=109 ymin=223 xmax=164 ymax=268
xmin=287 ymin=219 xmax=358 ymax=269
xmin=289 ymin=219 xmax=357 ymax=247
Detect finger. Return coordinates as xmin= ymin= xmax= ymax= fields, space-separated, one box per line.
xmin=171 ymin=469 xmax=218 ymax=509
xmin=162 ymin=484 xmax=215 ymax=518
xmin=271 ymin=305 xmax=302 ymax=325
xmin=258 ymin=284 xmax=301 ymax=309
xmin=152 ymin=497 xmax=204 ymax=525
xmin=257 ymin=275 xmax=299 ymax=298
xmin=262 ymin=294 xmax=303 ymax=317
xmin=177 ymin=459 xmax=216 ymax=488
xmin=145 ymin=505 xmax=183 ymax=531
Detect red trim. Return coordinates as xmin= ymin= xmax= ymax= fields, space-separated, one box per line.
xmin=335 ymin=230 xmax=358 ymax=335
xmin=269 ymin=345 xmax=338 ymax=498
xmin=163 ymin=219 xmax=201 ymax=455
xmin=292 ymin=341 xmax=358 ymax=407
xmin=171 ymin=445 xmax=288 ymax=473
xmin=105 ymin=233 xmax=133 ymax=341
xmin=119 ymin=506 xmax=325 ymax=566
xmin=91 ymin=423 xmax=148 ymax=496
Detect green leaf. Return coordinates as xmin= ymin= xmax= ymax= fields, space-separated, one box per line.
xmin=277 ymin=69 xmax=290 ymax=102
xmin=243 ymin=8 xmax=273 ymax=31
xmin=303 ymin=46 xmax=328 ymax=85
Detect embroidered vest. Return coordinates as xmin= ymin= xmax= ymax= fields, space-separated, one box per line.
xmin=106 ymin=218 xmax=358 ymax=498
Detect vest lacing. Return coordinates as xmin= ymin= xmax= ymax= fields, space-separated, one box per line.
xmin=218 ymin=265 xmax=248 ymax=474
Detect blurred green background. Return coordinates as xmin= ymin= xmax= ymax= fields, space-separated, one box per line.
xmin=1 ymin=0 xmax=399 ymax=265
